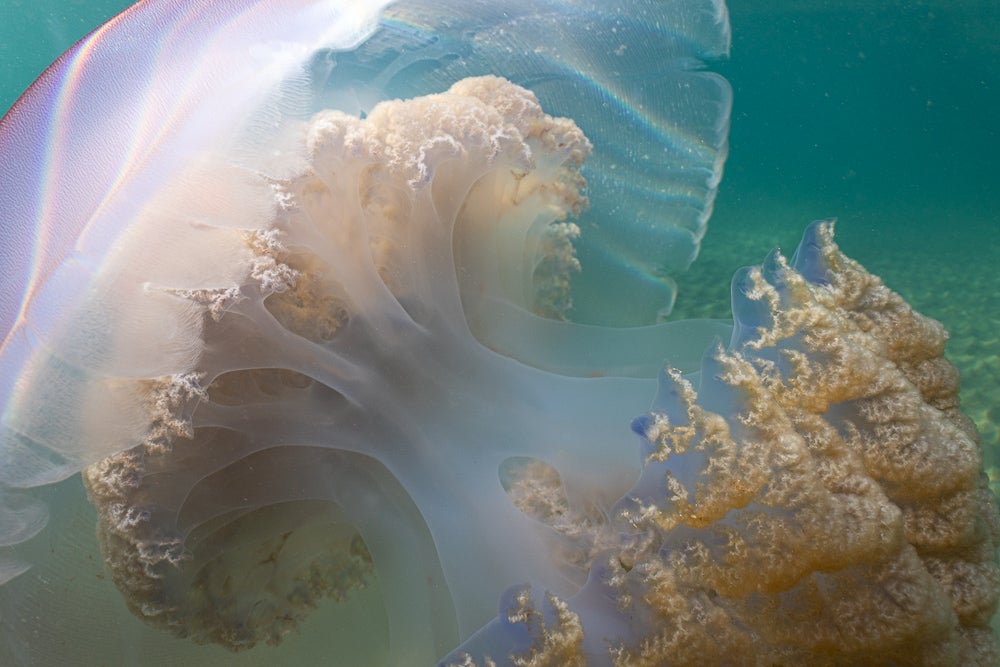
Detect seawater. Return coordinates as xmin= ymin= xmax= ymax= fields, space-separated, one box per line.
xmin=674 ymin=1 xmax=1000 ymax=487
xmin=2 ymin=0 xmax=997 ymax=477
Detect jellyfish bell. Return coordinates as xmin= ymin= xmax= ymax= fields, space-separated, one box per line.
xmin=335 ymin=0 xmax=733 ymax=326
xmin=0 ymin=0 xmax=734 ymax=665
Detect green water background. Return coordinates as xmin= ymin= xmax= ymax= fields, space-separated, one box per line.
xmin=1 ymin=0 xmax=998 ymax=477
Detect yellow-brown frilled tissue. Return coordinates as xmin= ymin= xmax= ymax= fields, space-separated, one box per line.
xmin=453 ymin=221 xmax=1000 ymax=666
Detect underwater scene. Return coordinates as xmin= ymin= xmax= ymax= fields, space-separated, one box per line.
xmin=0 ymin=0 xmax=997 ymax=665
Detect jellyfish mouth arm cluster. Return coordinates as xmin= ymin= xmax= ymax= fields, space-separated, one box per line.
xmin=442 ymin=221 xmax=1000 ymax=666
xmin=72 ymin=76 xmax=697 ymax=662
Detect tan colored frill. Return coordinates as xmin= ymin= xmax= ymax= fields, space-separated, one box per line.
xmin=613 ymin=222 xmax=1000 ymax=666
xmin=277 ymin=74 xmax=590 ymax=320
xmin=447 ymin=587 xmax=587 ymax=667
xmin=82 ymin=372 xmax=373 ymax=651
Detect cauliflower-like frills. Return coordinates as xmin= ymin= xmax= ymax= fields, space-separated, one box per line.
xmin=81 ymin=77 xmax=591 ymax=651
xmin=447 ymin=221 xmax=1000 ymax=666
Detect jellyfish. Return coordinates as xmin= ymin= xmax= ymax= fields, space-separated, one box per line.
xmin=1 ymin=1 xmax=997 ymax=666
xmin=0 ymin=1 xmax=731 ymax=664
xmin=442 ymin=221 xmax=1000 ymax=665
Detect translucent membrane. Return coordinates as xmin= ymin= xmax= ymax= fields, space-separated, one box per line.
xmin=0 ymin=1 xmax=731 ymax=665
xmin=319 ymin=0 xmax=733 ymax=324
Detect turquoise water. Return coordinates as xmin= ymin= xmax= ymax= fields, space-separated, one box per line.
xmin=0 ymin=1 xmax=134 ymax=109
xmin=671 ymin=1 xmax=1000 ymax=483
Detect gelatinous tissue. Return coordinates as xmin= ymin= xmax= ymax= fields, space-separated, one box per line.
xmin=0 ymin=1 xmax=996 ymax=666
